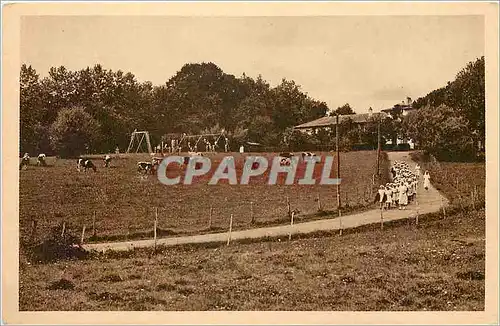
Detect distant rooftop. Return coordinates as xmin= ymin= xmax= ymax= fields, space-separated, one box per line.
xmin=381 ymin=104 xmax=414 ymax=113
xmin=294 ymin=112 xmax=387 ymax=129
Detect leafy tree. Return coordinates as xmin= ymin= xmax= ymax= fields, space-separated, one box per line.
xmin=412 ymin=56 xmax=484 ymax=141
xmin=50 ymin=107 xmax=101 ymax=158
xmin=446 ymin=56 xmax=485 ymax=146
xmin=20 ymin=64 xmax=43 ymax=154
xmin=282 ymin=127 xmax=318 ymax=151
xmin=20 ymin=61 xmax=330 ymax=153
xmin=330 ymin=103 xmax=356 ymax=116
xmin=402 ymin=104 xmax=474 ymax=161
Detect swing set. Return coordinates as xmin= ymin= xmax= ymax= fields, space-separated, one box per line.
xmin=171 ymin=130 xmax=229 ymax=153
xmin=126 ymin=130 xmax=153 ymax=154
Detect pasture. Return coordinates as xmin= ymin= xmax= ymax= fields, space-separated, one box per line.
xmin=18 ymin=153 xmax=485 ymax=311
xmin=410 ymin=152 xmax=486 ymax=206
xmin=19 ymin=208 xmax=485 ymax=311
xmin=19 ymin=151 xmax=389 ymax=245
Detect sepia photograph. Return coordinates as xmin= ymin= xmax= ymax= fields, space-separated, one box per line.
xmin=2 ymin=1 xmax=499 ymax=325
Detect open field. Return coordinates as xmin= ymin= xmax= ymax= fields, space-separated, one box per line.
xmin=19 ymin=206 xmax=485 ymax=311
xmin=18 ymin=153 xmax=485 ymax=311
xmin=19 ymin=151 xmax=389 ymax=244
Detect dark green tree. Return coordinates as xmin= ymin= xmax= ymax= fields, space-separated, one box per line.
xmin=50 ymin=107 xmax=102 ymax=158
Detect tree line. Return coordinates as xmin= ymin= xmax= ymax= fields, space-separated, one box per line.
xmin=20 ymin=56 xmax=485 ymax=161
xmin=402 ymin=56 xmax=485 ymax=162
xmin=20 ymin=62 xmax=328 ymax=157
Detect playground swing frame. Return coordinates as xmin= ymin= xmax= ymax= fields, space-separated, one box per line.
xmin=176 ymin=131 xmax=228 ymax=153
xmin=126 ymin=130 xmax=154 ymax=154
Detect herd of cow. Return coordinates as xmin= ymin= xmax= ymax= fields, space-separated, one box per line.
xmin=18 ymin=151 xmax=208 ymax=174
xmin=19 ymin=151 xmax=317 ymax=173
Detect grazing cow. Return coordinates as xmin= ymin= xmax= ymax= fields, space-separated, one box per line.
xmin=137 ymin=157 xmax=160 ymax=175
xmin=301 ymin=152 xmax=316 ymax=159
xmin=151 ymin=157 xmax=162 ymax=173
xmin=37 ymin=153 xmax=47 ymax=166
xmin=278 ymin=152 xmax=294 ymax=166
xmin=77 ymin=158 xmax=97 ymax=172
xmin=103 ymin=154 xmax=112 ymax=167
xmin=137 ymin=161 xmax=153 ymax=174
xmin=19 ymin=153 xmax=30 ymax=170
xmin=280 ymin=157 xmax=291 ymax=166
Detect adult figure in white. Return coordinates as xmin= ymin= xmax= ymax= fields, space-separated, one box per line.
xmin=398 ymin=182 xmax=408 ymax=210
xmin=423 ymin=171 xmax=431 ymax=190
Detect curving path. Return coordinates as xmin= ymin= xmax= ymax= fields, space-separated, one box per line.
xmin=83 ymin=152 xmax=449 ymax=252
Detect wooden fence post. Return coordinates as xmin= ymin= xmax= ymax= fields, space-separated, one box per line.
xmin=227 ymin=214 xmax=233 ymax=246
xmin=208 ymin=204 xmax=213 ymax=228
xmin=441 ymin=196 xmax=447 ymax=219
xmin=289 ymin=211 xmax=295 ymax=241
xmin=339 ymin=215 xmax=343 ymax=236
xmin=380 ymin=209 xmax=384 ymax=230
xmin=250 ymin=201 xmax=255 ymax=224
xmin=154 ymin=207 xmax=158 ymax=252
xmin=92 ymin=211 xmax=96 ymax=237
xmin=81 ymin=225 xmax=86 ymax=244
xmin=61 ymin=222 xmax=66 ymax=238
xmin=317 ymin=193 xmax=322 ymax=211
xmin=30 ymin=220 xmax=37 ymax=243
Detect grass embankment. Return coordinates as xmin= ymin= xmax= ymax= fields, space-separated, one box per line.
xmin=19 ymin=152 xmax=484 ymax=311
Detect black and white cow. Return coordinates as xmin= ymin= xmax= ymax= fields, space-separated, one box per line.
xmin=77 ymin=158 xmax=97 ymax=172
xmin=279 ymin=152 xmax=294 ymax=166
xmin=103 ymin=154 xmax=112 ymax=167
xmin=301 ymin=152 xmax=316 ymax=159
xmin=302 ymin=152 xmax=316 ymax=161
xmin=137 ymin=157 xmax=161 ymax=175
xmin=19 ymin=153 xmax=30 ymax=170
xmin=137 ymin=161 xmax=154 ymax=174
xmin=37 ymin=153 xmax=47 ymax=166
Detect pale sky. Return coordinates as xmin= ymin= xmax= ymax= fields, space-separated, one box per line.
xmin=21 ymin=15 xmax=484 ymax=113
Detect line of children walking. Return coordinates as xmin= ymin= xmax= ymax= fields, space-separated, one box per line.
xmin=377 ymin=161 xmax=420 ymax=210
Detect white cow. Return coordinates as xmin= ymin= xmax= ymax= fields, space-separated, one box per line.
xmin=37 ymin=153 xmax=47 ymax=166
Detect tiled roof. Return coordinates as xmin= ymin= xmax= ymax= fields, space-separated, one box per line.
xmin=294 ymin=112 xmax=387 ymax=129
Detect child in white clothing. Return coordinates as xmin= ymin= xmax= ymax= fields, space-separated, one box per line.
xmin=385 ymin=184 xmax=393 ymax=210
xmin=378 ymin=185 xmax=386 ymax=210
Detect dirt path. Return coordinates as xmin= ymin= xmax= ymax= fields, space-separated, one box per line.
xmin=83 ymin=151 xmax=449 ymax=252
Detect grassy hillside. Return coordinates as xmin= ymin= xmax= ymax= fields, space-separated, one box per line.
xmin=20 ymin=151 xmax=389 ymax=244
xmin=19 ymin=155 xmax=485 ymax=311
xmin=19 ymin=207 xmax=485 ymax=311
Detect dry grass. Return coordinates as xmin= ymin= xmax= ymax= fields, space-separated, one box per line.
xmin=410 ymin=151 xmax=486 ymax=206
xmin=20 ymin=151 xmax=388 ymax=244
xmin=18 ymin=152 xmax=485 ymax=311
xmin=19 ymin=208 xmax=485 ymax=311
